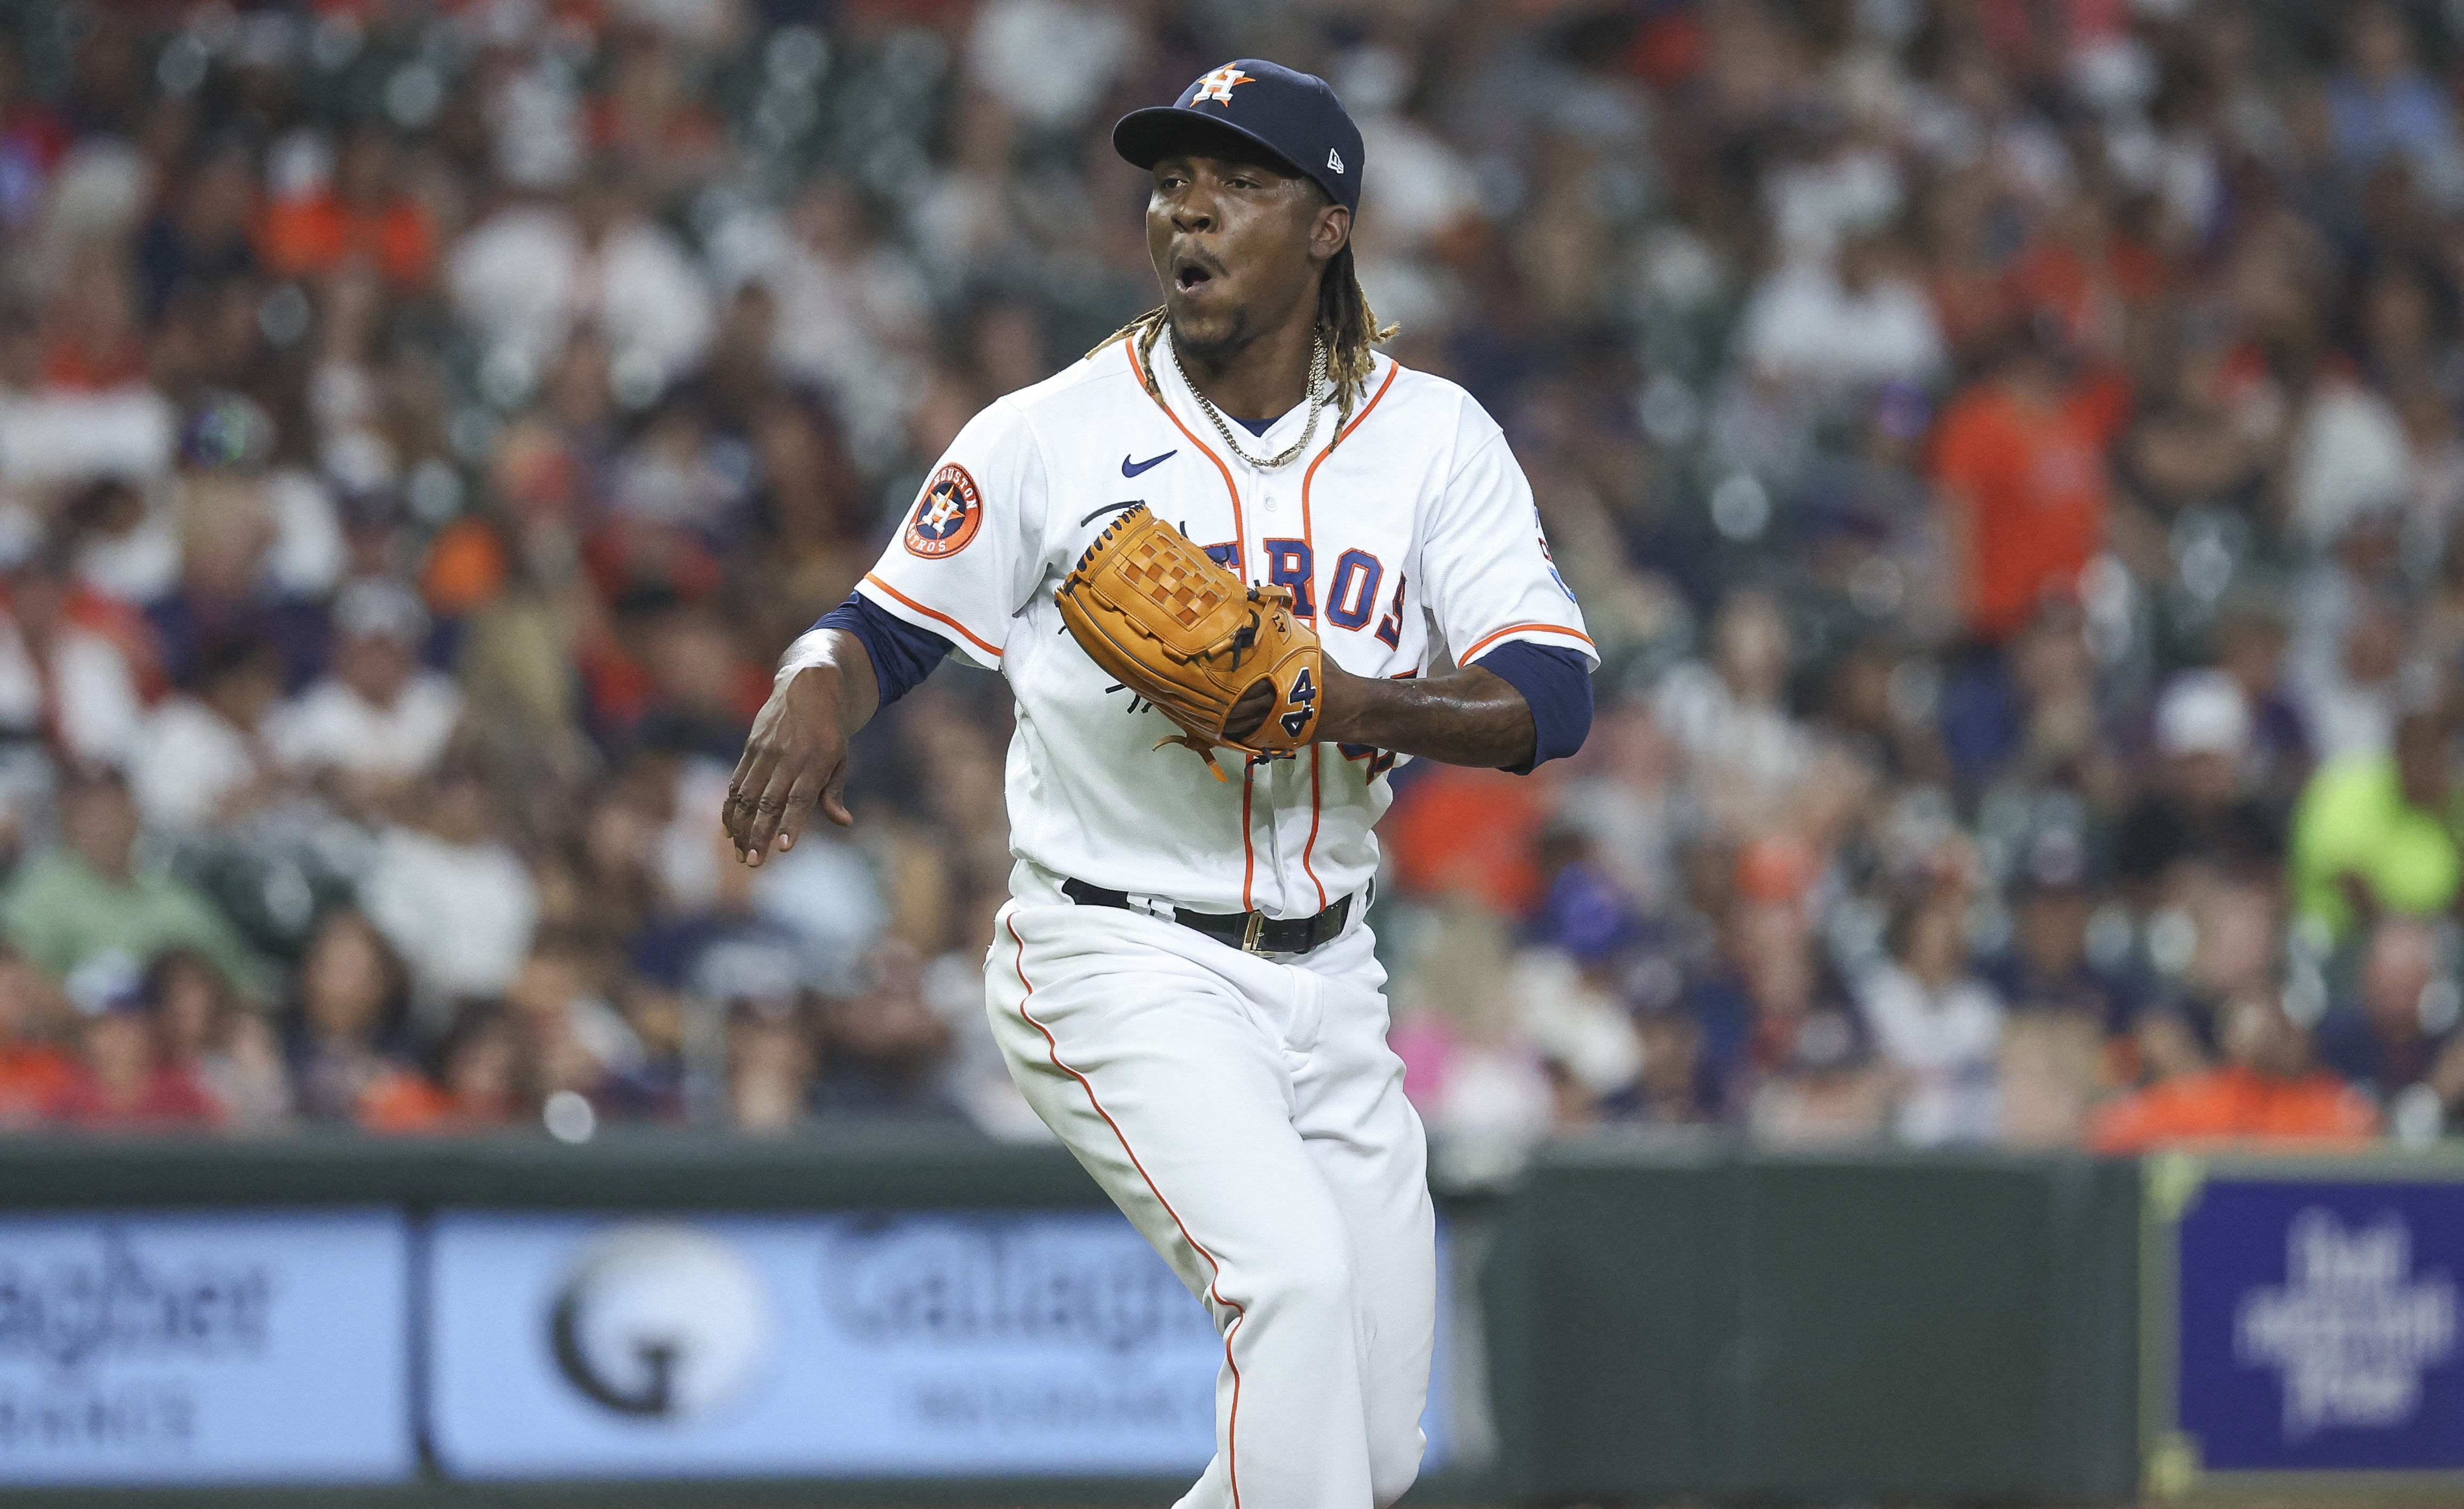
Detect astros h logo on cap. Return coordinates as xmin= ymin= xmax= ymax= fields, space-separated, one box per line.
xmin=1191 ymin=65 xmax=1252 ymax=105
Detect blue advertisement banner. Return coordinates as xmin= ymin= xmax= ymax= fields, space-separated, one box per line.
xmin=2169 ymin=1171 xmax=2464 ymax=1480
xmin=427 ymin=1208 xmax=1454 ymax=1480
xmin=0 ymin=1208 xmax=413 ymax=1485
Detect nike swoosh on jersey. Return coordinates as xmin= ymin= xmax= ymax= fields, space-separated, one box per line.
xmin=1121 ymin=450 xmax=1176 ymax=477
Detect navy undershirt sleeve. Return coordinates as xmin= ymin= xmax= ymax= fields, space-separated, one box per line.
xmin=814 ymin=593 xmax=954 ymax=709
xmin=1470 ymin=642 xmax=1594 ymax=775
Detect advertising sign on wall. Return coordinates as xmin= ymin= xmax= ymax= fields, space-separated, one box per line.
xmin=0 ymin=1208 xmax=413 ymax=1485
xmin=427 ymin=1209 xmax=1453 ymax=1480
xmin=2143 ymin=1155 xmax=2464 ymax=1500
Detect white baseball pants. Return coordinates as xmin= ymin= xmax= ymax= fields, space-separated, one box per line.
xmin=985 ymin=874 xmax=1436 ymax=1509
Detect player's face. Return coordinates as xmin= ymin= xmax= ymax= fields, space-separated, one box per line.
xmin=1148 ymin=151 xmax=1347 ymax=365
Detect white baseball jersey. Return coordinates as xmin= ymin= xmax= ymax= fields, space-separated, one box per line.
xmin=852 ymin=336 xmax=1595 ymax=916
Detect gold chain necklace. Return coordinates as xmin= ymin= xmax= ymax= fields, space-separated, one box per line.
xmin=1170 ymin=332 xmax=1329 ymax=471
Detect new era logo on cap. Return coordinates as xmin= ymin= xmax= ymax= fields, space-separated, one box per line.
xmin=1327 ymin=149 xmax=1344 ymax=175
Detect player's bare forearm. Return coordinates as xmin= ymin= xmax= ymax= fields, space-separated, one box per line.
xmin=725 ymin=628 xmax=880 ymax=865
xmin=1315 ymin=660 xmax=1535 ymax=770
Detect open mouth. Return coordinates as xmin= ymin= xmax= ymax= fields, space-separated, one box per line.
xmin=1174 ymin=258 xmax=1217 ymax=293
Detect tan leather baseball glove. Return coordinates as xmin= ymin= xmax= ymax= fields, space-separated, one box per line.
xmin=1055 ymin=504 xmax=1324 ymax=769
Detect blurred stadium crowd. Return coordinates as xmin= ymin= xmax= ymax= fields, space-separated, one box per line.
xmin=4 ymin=0 xmax=2464 ymax=1154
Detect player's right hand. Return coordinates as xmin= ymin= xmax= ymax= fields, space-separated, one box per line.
xmin=724 ymin=665 xmax=855 ymax=866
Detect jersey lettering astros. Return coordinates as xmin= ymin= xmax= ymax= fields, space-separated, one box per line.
xmin=846 ymin=338 xmax=1595 ymax=917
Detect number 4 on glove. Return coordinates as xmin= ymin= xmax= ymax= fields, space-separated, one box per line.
xmin=1282 ymin=667 xmax=1318 ymax=739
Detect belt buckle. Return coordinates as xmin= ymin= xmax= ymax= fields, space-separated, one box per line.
xmin=1240 ymin=911 xmax=1266 ymax=953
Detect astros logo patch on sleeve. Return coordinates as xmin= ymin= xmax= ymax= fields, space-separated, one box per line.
xmin=904 ymin=464 xmax=984 ymax=558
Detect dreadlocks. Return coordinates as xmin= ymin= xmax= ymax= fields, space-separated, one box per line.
xmin=1090 ymin=234 xmax=1396 ymax=443
xmin=1315 ymin=240 xmax=1397 ymax=413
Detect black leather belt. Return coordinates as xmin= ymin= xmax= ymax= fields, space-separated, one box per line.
xmin=1062 ymin=878 xmax=1358 ymax=955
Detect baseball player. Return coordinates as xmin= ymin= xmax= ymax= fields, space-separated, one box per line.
xmin=725 ymin=60 xmax=1594 ymax=1508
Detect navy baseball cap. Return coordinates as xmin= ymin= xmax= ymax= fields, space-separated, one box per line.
xmin=1114 ymin=60 xmax=1364 ymax=214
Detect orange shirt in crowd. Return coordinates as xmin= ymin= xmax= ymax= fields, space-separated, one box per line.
xmin=357 ymin=1070 xmax=457 ymax=1133
xmin=1384 ymin=762 xmax=1551 ymax=915
xmin=357 ymin=1071 xmax=524 ymax=1134
xmin=1932 ymin=369 xmax=2131 ymax=641
xmin=0 ymin=1042 xmax=75 ymax=1127
xmin=2089 ymin=1064 xmax=2380 ymax=1154
xmin=256 ymin=193 xmax=436 ymax=291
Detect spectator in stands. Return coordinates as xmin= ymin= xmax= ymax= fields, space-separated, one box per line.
xmin=1987 ymin=837 xmax=2109 ymax=1003
xmin=607 ymin=975 xmax=689 ymax=1124
xmin=1683 ymin=841 xmax=1815 ymax=1100
xmin=128 ymin=633 xmax=284 ymax=834
xmin=0 ymin=944 xmax=70 ymax=1127
xmin=726 ymin=997 xmax=813 ymax=1135
xmin=1740 ymin=946 xmax=1887 ymax=1148
xmin=1512 ymin=831 xmax=1647 ymax=1117
xmin=733 ymin=172 xmax=932 ymax=465
xmin=1939 ymin=601 xmax=2121 ymax=796
xmin=0 ymin=764 xmax=263 ymax=992
xmin=146 ymin=458 xmax=330 ymax=693
xmin=358 ymin=757 xmax=538 ymax=1026
xmin=2129 ymin=876 xmax=2292 ymax=1085
xmin=255 ymin=125 xmax=435 ymax=293
xmin=617 ymin=597 xmax=761 ymax=762
xmin=282 ymin=909 xmax=413 ymax=1124
xmin=812 ymin=940 xmax=970 ymax=1125
xmin=134 ymin=138 xmax=257 ymax=321
xmin=1931 ymin=329 xmax=2131 ymax=645
xmin=2313 ymin=916 xmax=2464 ymax=1123
xmin=1382 ymin=761 xmax=1552 ymax=918
xmin=446 ymin=158 xmax=713 ymax=398
xmin=2290 ymin=707 xmax=2461 ymax=942
xmin=1653 ymin=590 xmax=1814 ymax=835
xmin=145 ymin=948 xmax=287 ymax=1131
xmin=2327 ymin=5 xmax=2464 ymax=210
xmin=502 ymin=936 xmax=645 ymax=1113
xmin=2212 ymin=602 xmax=2314 ymax=809
xmin=48 ymin=984 xmax=219 ymax=1129
xmin=2291 ymin=583 xmax=2414 ymax=764
xmin=591 ymin=29 xmax=727 ymax=197
xmin=2093 ymin=985 xmax=2379 ymax=1151
xmin=2113 ymin=671 xmax=2286 ymax=901
xmin=1998 ymin=1010 xmax=2109 ymax=1148
xmin=267 ymin=578 xmax=461 ymax=809
xmin=0 ymin=35 xmax=68 ymax=236
xmin=1629 ymin=1002 xmax=1714 ymax=1126
xmin=2126 ymin=341 xmax=2269 ymax=519
xmin=0 ymin=547 xmax=144 ymax=767
xmin=1738 ymin=229 xmax=1946 ymax=396
xmin=1387 ymin=896 xmax=1555 ymax=1148
xmin=360 ymin=1001 xmax=529 ymax=1135
xmin=1856 ymin=884 xmax=2006 ymax=1145
xmin=1693 ymin=854 xmax=1884 ymax=1143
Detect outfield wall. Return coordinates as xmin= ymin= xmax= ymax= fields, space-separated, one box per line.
xmin=0 ymin=1132 xmax=2457 ymax=1506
